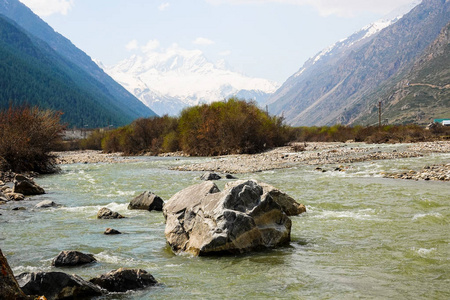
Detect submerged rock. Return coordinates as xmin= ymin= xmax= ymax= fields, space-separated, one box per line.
xmin=16 ymin=271 xmax=103 ymax=300
xmin=97 ymin=207 xmax=125 ymax=219
xmin=89 ymin=268 xmax=157 ymax=293
xmin=104 ymin=228 xmax=121 ymax=235
xmin=52 ymin=251 xmax=96 ymax=267
xmin=225 ymin=180 xmax=306 ymax=216
xmin=0 ymin=249 xmax=31 ymax=300
xmin=163 ymin=180 xmax=292 ymax=256
xmin=13 ymin=175 xmax=45 ymax=196
xmin=35 ymin=200 xmax=58 ymax=209
xmin=12 ymin=207 xmax=26 ymax=211
xmin=128 ymin=191 xmax=164 ymax=211
xmin=200 ymin=172 xmax=221 ymax=181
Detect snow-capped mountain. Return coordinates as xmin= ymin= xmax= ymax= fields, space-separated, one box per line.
xmin=267 ymin=0 xmax=434 ymax=126
xmin=291 ymin=0 xmax=422 ymax=79
xmin=102 ymin=45 xmax=279 ymax=116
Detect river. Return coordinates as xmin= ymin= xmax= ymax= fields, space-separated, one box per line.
xmin=1 ymin=150 xmax=449 ymax=299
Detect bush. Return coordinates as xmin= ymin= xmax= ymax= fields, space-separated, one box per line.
xmin=0 ymin=106 xmax=65 ymax=173
xmin=178 ymin=98 xmax=291 ymax=156
xmin=79 ymin=130 xmax=107 ymax=150
xmin=101 ymin=116 xmax=179 ymax=155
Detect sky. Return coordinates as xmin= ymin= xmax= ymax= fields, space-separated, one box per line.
xmin=19 ymin=0 xmax=420 ymax=83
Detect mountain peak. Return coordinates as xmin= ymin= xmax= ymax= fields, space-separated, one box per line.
xmin=268 ymin=0 xmax=449 ymax=126
xmin=105 ymin=48 xmax=279 ymax=116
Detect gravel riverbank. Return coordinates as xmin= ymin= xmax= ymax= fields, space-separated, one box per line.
xmin=52 ymin=141 xmax=450 ymax=181
xmin=172 ymin=141 xmax=450 ymax=173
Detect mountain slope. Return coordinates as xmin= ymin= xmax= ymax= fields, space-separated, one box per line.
xmin=268 ymin=0 xmax=449 ymax=126
xmin=353 ymin=21 xmax=450 ymax=125
xmin=104 ymin=47 xmax=279 ymax=116
xmin=0 ymin=0 xmax=157 ymax=125
xmin=0 ymin=14 xmax=140 ymax=127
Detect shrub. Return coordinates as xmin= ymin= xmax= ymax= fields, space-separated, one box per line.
xmin=178 ymin=98 xmax=291 ymax=156
xmin=101 ymin=116 xmax=179 ymax=155
xmin=79 ymin=129 xmax=107 ymax=150
xmin=0 ymin=106 xmax=64 ymax=173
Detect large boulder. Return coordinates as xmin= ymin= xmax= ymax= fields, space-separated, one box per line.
xmin=89 ymin=268 xmax=157 ymax=293
xmin=225 ymin=180 xmax=306 ymax=216
xmin=128 ymin=191 xmax=163 ymax=211
xmin=13 ymin=174 xmax=45 ymax=196
xmin=0 ymin=249 xmax=31 ymax=300
xmin=163 ymin=180 xmax=292 ymax=256
xmin=16 ymin=271 xmax=103 ymax=300
xmin=52 ymin=251 xmax=96 ymax=267
xmin=97 ymin=207 xmax=125 ymax=219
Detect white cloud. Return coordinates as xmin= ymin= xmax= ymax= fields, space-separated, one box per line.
xmin=205 ymin=0 xmax=418 ymax=17
xmin=158 ymin=2 xmax=170 ymax=11
xmin=219 ymin=50 xmax=232 ymax=56
xmin=192 ymin=37 xmax=215 ymax=45
xmin=19 ymin=0 xmax=74 ymax=17
xmin=125 ymin=39 xmax=139 ymax=51
xmin=141 ymin=39 xmax=161 ymax=53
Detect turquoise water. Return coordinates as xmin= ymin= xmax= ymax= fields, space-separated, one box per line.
xmin=1 ymin=152 xmax=449 ymax=299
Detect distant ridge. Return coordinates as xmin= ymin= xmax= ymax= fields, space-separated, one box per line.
xmin=268 ymin=0 xmax=449 ymax=126
xmin=0 ymin=0 xmax=157 ymax=127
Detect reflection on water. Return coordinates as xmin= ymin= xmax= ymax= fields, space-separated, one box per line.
xmin=1 ymin=152 xmax=449 ymax=299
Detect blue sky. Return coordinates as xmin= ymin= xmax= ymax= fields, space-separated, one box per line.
xmin=19 ymin=0 xmax=419 ymax=83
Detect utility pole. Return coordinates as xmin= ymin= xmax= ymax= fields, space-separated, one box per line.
xmin=378 ymin=101 xmax=382 ymax=128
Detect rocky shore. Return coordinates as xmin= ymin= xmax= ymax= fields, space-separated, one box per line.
xmin=172 ymin=141 xmax=450 ymax=175
xmin=53 ymin=150 xmax=137 ymax=164
xmin=383 ymin=164 xmax=450 ymax=181
xmin=50 ymin=142 xmax=450 ymax=182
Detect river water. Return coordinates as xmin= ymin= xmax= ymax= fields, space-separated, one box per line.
xmin=1 ymin=149 xmax=449 ymax=299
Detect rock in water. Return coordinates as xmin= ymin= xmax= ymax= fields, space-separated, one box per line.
xmin=13 ymin=174 xmax=45 ymax=195
xmin=52 ymin=251 xmax=96 ymax=267
xmin=35 ymin=200 xmax=58 ymax=209
xmin=225 ymin=180 xmax=306 ymax=216
xmin=89 ymin=268 xmax=157 ymax=293
xmin=128 ymin=191 xmax=164 ymax=211
xmin=104 ymin=228 xmax=121 ymax=235
xmin=97 ymin=207 xmax=125 ymax=219
xmin=0 ymin=249 xmax=31 ymax=300
xmin=16 ymin=272 xmax=103 ymax=299
xmin=200 ymin=172 xmax=222 ymax=181
xmin=163 ymin=180 xmax=292 ymax=256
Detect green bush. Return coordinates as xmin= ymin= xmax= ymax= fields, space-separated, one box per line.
xmin=79 ymin=130 xmax=107 ymax=150
xmin=178 ymin=98 xmax=291 ymax=156
xmin=101 ymin=115 xmax=179 ymax=155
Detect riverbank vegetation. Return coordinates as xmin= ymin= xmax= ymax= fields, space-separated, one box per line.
xmin=75 ymin=99 xmax=449 ymax=156
xmin=0 ymin=106 xmax=64 ymax=173
xmin=1 ymin=101 xmax=448 ymax=173
xmin=81 ymin=98 xmax=293 ymax=156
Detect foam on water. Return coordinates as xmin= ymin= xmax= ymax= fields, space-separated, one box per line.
xmin=59 ymin=202 xmax=128 ymax=214
xmin=12 ymin=264 xmax=52 ymax=274
xmin=310 ymin=208 xmax=377 ymax=221
xmin=412 ymin=212 xmax=443 ymax=221
xmin=104 ymin=190 xmax=136 ymax=198
xmin=95 ymin=251 xmax=137 ymax=265
xmin=411 ymin=247 xmax=437 ymax=258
